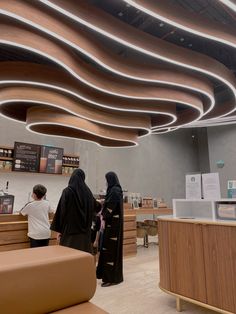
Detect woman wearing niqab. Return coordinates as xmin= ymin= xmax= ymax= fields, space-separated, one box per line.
xmin=96 ymin=171 xmax=123 ymax=286
xmin=51 ymin=169 xmax=99 ymax=253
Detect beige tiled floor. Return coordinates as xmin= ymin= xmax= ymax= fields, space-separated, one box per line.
xmin=91 ymin=238 xmax=215 ymax=314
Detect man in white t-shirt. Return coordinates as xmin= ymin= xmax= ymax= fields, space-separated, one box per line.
xmin=21 ymin=184 xmax=53 ymax=248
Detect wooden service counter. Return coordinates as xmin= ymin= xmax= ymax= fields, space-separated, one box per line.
xmin=158 ymin=218 xmax=236 ymax=314
xmin=0 ymin=213 xmax=57 ymax=252
xmin=125 ymin=207 xmax=172 ymax=217
xmin=0 ymin=213 xmax=137 ymax=257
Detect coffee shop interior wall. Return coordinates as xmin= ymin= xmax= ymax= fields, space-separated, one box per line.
xmin=0 ymin=116 xmax=201 ymax=210
xmin=208 ymin=124 xmax=236 ymax=197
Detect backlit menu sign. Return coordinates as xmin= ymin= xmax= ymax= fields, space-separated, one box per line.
xmin=13 ymin=142 xmax=41 ymax=172
xmin=39 ymin=146 xmax=64 ymax=174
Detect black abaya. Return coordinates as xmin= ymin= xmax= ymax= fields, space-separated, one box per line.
xmin=96 ymin=172 xmax=123 ymax=284
xmin=51 ymin=169 xmax=99 ymax=253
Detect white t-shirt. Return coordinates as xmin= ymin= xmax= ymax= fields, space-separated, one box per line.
xmin=21 ymin=200 xmax=53 ymax=240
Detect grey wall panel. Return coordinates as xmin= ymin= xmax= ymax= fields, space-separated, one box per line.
xmin=0 ymin=117 xmax=199 ymax=208
xmin=208 ymin=125 xmax=236 ymax=198
xmin=74 ymin=129 xmax=199 ymax=206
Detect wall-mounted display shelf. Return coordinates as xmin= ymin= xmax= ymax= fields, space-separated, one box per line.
xmin=0 ymin=145 xmax=79 ymax=176
xmin=0 ymin=146 xmax=14 ymax=172
xmin=62 ymin=154 xmax=79 ymax=176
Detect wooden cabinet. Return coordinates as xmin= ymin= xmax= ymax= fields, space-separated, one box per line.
xmin=158 ymin=219 xmax=236 ymax=314
xmin=123 ymin=214 xmax=137 ymax=257
xmin=168 ymin=222 xmax=206 ymax=303
xmin=203 ymin=225 xmax=236 ymax=313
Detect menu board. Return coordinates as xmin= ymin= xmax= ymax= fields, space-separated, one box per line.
xmin=39 ymin=146 xmax=64 ymax=174
xmin=13 ymin=142 xmax=41 ymax=172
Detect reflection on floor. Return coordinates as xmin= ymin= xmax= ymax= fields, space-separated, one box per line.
xmin=91 ymin=237 xmax=215 ymax=314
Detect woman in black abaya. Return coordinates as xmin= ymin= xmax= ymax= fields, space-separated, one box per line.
xmin=96 ymin=171 xmax=123 ymax=287
xmin=51 ymin=169 xmax=99 ymax=253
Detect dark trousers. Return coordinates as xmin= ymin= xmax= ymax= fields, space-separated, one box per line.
xmin=29 ymin=237 xmax=50 ymax=248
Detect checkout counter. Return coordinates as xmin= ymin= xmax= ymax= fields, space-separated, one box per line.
xmin=0 ymin=206 xmax=172 ymax=256
xmin=0 ymin=212 xmax=137 ymax=257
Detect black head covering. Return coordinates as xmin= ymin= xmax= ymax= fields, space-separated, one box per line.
xmin=67 ymin=168 xmax=93 ymax=232
xmin=105 ymin=171 xmax=123 ymax=204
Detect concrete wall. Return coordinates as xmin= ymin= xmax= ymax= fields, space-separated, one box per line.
xmin=208 ymin=124 xmax=236 ymax=197
xmin=75 ymin=129 xmax=199 ymax=206
xmin=0 ymin=116 xmax=199 ymax=210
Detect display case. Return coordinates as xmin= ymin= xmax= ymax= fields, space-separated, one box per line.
xmin=173 ymin=198 xmax=236 ymax=222
xmin=173 ymin=199 xmax=215 ymax=220
xmin=215 ymin=199 xmax=236 ymax=221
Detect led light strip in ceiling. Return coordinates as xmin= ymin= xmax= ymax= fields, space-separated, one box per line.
xmin=0 ymin=8 xmax=215 ymax=114
xmin=0 ymin=39 xmax=205 ymax=129
xmin=38 ymin=0 xmax=236 ymax=115
xmin=123 ymin=0 xmax=236 ymax=49
xmin=218 ymin=0 xmax=236 ymax=11
xmin=26 ymin=122 xmax=138 ymax=148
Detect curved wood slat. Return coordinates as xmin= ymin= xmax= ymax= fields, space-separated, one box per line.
xmin=123 ymin=0 xmax=236 ymax=50
xmin=0 ymin=0 xmax=235 ymax=144
xmin=26 ymin=107 xmax=138 ymax=147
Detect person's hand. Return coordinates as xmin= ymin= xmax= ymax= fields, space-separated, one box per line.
xmin=56 ymin=233 xmax=61 ymax=243
xmin=97 ymin=198 xmax=104 ymax=205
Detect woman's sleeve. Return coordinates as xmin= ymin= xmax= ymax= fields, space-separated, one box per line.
xmin=94 ymin=198 xmax=101 ymax=213
xmin=102 ymin=197 xmax=117 ymax=220
xmin=50 ymin=189 xmax=68 ymax=233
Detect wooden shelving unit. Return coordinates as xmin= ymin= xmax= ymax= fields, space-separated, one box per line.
xmin=0 ymin=157 xmax=13 ymax=161
xmin=0 ymin=146 xmax=79 ymax=176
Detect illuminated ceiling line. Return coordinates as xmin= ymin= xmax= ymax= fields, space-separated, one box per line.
xmin=0 ymin=79 xmax=177 ymax=118
xmin=0 ymin=31 xmax=205 ymax=114
xmin=218 ymin=0 xmax=236 ymax=12
xmin=0 ymin=61 xmax=210 ymax=121
xmin=26 ymin=123 xmax=138 ymax=148
xmin=37 ymin=0 xmax=236 ymax=112
xmin=0 ymin=42 xmax=205 ymax=125
xmin=26 ymin=107 xmax=138 ymax=147
xmin=0 ymin=0 xmax=234 ymax=137
xmin=123 ymin=0 xmax=236 ymax=50
xmin=0 ymin=6 xmax=215 ymax=113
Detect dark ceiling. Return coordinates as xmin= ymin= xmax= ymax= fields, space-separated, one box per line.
xmin=91 ymin=0 xmax=236 ymax=75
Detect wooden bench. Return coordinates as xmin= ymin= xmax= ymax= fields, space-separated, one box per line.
xmin=0 ymin=245 xmax=107 ymax=314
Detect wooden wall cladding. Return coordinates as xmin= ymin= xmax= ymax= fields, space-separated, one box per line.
xmin=0 ymin=0 xmax=236 ymax=145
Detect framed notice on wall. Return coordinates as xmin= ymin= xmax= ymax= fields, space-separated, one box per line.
xmin=13 ymin=142 xmax=41 ymax=172
xmin=39 ymin=146 xmax=64 ymax=174
xmin=202 ymin=172 xmax=221 ymax=200
xmin=185 ymin=174 xmax=202 ymax=199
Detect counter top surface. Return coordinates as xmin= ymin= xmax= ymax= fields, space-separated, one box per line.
xmin=158 ymin=217 xmax=236 ymax=227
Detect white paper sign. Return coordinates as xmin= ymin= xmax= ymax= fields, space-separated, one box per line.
xmin=185 ymin=174 xmax=202 ymax=199
xmin=202 ymin=173 xmax=221 ymax=200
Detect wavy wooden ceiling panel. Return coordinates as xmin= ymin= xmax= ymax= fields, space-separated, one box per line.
xmin=0 ymin=0 xmax=235 ymax=146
